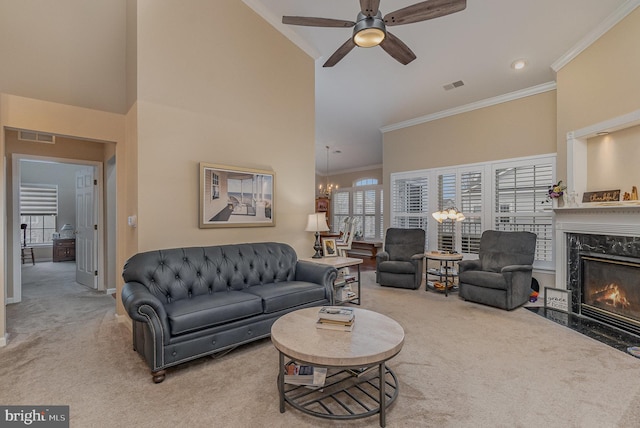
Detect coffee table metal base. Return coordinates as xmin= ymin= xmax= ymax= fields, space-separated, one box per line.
xmin=278 ymin=353 xmax=399 ymax=427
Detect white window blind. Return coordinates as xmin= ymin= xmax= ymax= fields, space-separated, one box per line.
xmin=391 ymin=174 xmax=429 ymax=246
xmin=460 ymin=171 xmax=483 ymax=254
xmin=20 ymin=184 xmax=58 ymax=215
xmin=332 ymin=191 xmax=350 ymax=231
xmin=494 ymin=163 xmax=554 ymax=264
xmin=437 ymin=173 xmax=456 ymax=252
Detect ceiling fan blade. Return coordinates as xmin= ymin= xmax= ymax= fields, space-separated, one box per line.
xmin=359 ymin=0 xmax=380 ymax=17
xmin=384 ymin=0 xmax=466 ymax=26
xmin=379 ymin=32 xmax=417 ymax=65
xmin=323 ymin=38 xmax=357 ymax=67
xmin=282 ymin=16 xmax=355 ymax=28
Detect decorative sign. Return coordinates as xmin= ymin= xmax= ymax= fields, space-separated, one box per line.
xmin=544 ymin=287 xmax=570 ymax=313
xmin=582 ymin=189 xmax=620 ymax=203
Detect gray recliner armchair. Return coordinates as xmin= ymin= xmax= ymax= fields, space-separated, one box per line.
xmin=458 ymin=230 xmax=537 ymax=310
xmin=376 ymin=228 xmax=426 ymax=289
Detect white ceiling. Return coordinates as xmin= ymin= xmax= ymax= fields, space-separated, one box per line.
xmin=245 ymin=0 xmax=631 ymax=174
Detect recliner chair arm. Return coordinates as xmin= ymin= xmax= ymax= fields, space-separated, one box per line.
xmin=376 ymin=251 xmax=390 ymax=262
xmin=458 ymin=259 xmax=481 ymax=273
xmin=501 ymin=264 xmax=533 ymax=273
xmin=410 ymin=253 xmax=425 ymax=261
xmin=122 ymin=281 xmax=171 ymax=345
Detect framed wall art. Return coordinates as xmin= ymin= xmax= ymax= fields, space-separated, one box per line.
xmin=199 ymin=162 xmax=275 ymax=228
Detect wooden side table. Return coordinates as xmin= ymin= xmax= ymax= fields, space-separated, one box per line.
xmin=53 ymin=238 xmax=76 ymax=262
xmin=425 ymin=251 xmax=463 ymax=296
xmin=300 ymin=256 xmax=362 ymax=305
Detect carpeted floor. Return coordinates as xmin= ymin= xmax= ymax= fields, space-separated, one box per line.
xmin=2 ymin=262 xmax=640 ymax=427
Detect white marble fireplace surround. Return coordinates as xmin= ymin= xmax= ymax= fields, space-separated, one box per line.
xmin=555 ymin=108 xmax=640 ymax=290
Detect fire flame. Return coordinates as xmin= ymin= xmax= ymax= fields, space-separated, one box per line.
xmin=592 ymin=283 xmax=630 ymax=309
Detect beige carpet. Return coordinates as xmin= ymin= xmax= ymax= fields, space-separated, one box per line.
xmin=2 ymin=262 xmax=640 ymax=427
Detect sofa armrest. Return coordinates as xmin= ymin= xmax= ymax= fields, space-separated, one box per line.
xmin=295 ymin=260 xmax=338 ymax=304
xmin=122 ymin=281 xmax=171 ymax=345
xmin=458 ymin=259 xmax=481 ymax=273
xmin=411 ymin=253 xmax=425 ymax=261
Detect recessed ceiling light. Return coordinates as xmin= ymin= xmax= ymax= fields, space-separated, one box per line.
xmin=511 ymin=59 xmax=527 ymax=70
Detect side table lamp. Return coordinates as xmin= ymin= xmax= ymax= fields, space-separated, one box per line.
xmin=432 ymin=207 xmax=465 ymax=254
xmin=305 ymin=213 xmax=330 ymax=258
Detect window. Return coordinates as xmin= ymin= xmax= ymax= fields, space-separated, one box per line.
xmin=390 ymin=154 xmax=556 ymax=269
xmin=494 ymin=161 xmax=554 ymax=266
xmin=332 ymin=185 xmax=383 ymax=240
xmin=20 ymin=184 xmax=58 ymax=245
xmin=354 ymin=178 xmax=378 ymax=186
xmin=390 ymin=173 xmax=429 ymax=247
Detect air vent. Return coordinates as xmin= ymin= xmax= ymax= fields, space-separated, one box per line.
xmin=443 ymin=80 xmax=465 ymax=91
xmin=18 ymin=130 xmax=55 ymax=144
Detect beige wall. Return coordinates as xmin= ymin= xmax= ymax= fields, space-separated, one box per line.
xmin=382 ymin=90 xmax=558 ymax=228
xmin=0 ymin=0 xmax=127 ymax=114
xmin=134 ymin=0 xmax=315 ymax=254
xmin=556 ymin=7 xmax=640 ymax=181
xmin=587 ymin=125 xmax=640 ymax=193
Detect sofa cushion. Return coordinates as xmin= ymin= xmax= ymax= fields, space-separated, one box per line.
xmin=243 ymin=281 xmax=326 ymax=314
xmin=378 ymin=260 xmax=415 ymax=275
xmin=165 ymin=290 xmax=263 ymax=335
xmin=459 ymin=270 xmax=507 ymax=290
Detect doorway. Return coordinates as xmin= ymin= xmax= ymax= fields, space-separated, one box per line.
xmin=11 ymin=156 xmax=105 ymax=303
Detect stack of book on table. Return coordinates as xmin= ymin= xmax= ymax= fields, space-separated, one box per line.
xmin=316 ymin=306 xmax=355 ymax=332
xmin=335 ymin=273 xmax=357 ymax=301
xmin=284 ymin=362 xmax=327 ymax=387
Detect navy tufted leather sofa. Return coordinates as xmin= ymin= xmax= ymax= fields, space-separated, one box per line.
xmin=121 ymin=242 xmax=337 ymax=383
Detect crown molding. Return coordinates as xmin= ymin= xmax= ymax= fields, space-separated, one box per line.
xmin=242 ymin=0 xmax=321 ymax=60
xmin=551 ymin=0 xmax=640 ymax=72
xmin=381 ymin=82 xmax=557 ymax=133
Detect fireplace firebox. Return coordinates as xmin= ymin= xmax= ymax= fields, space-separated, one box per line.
xmin=580 ymin=253 xmax=640 ymax=336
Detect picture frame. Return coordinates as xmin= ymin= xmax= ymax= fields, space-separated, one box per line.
xmin=322 ymin=238 xmax=338 ymax=257
xmin=544 ymin=287 xmax=570 ymax=313
xmin=199 ymin=162 xmax=275 ymax=228
xmin=316 ymin=197 xmax=329 ymax=212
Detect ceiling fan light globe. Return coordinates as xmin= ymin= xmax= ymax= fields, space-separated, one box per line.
xmin=354 ymin=27 xmax=385 ymax=47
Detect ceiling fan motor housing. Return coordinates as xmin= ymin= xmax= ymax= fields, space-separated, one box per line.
xmin=353 ymin=12 xmax=386 ymax=47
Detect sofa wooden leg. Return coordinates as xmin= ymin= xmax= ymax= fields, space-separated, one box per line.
xmin=152 ymin=370 xmax=166 ymax=383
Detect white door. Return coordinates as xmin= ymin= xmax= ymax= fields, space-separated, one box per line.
xmin=76 ymin=167 xmax=97 ymax=288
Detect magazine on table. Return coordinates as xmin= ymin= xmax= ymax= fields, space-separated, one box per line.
xmin=284 ymin=362 xmax=327 ymax=386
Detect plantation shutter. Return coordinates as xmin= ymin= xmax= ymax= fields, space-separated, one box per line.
xmin=20 ymin=184 xmax=58 ymax=215
xmin=494 ymin=164 xmax=554 ymax=263
xmin=460 ymin=171 xmax=483 ymax=254
xmin=391 ymin=175 xmax=429 ymax=246
xmin=332 ymin=191 xmax=350 ymax=231
xmin=437 ymin=173 xmax=456 ymax=252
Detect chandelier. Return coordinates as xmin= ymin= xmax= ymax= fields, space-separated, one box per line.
xmin=318 ymin=145 xmax=338 ymax=198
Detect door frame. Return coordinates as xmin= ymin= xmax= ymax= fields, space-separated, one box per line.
xmin=10 ymin=154 xmax=104 ymax=303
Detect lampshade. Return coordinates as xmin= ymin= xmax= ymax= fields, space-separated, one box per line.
xmin=305 ymin=213 xmax=329 ymax=232
xmin=432 ymin=208 xmax=465 ymax=224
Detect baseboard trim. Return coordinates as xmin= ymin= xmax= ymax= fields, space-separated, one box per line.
xmin=106 ymin=288 xmax=116 ymax=295
xmin=0 ymin=333 xmax=8 ymax=347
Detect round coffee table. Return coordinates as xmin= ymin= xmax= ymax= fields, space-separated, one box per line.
xmin=271 ymin=307 xmax=404 ymax=427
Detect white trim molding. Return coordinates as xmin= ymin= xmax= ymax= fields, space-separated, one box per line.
xmin=381 ymin=82 xmax=556 ymax=133
xmin=551 ymin=0 xmax=640 ymax=72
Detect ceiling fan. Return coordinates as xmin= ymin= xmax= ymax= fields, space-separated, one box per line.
xmin=282 ymin=0 xmax=467 ymax=67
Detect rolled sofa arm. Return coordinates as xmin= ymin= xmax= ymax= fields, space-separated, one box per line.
xmin=121 ymin=281 xmax=171 ymax=346
xmin=295 ymin=260 xmax=338 ymax=303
